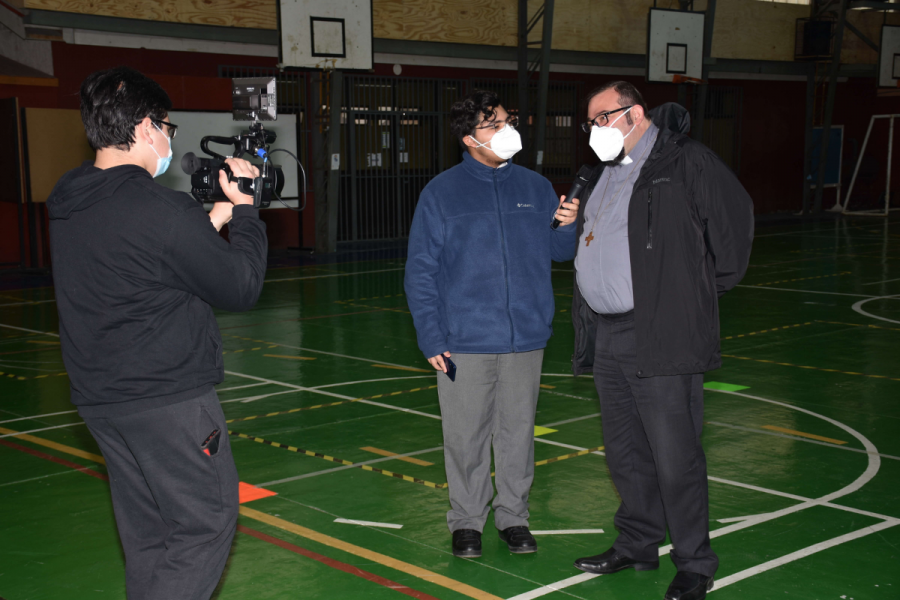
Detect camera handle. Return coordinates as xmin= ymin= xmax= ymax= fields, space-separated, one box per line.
xmin=200 ymin=136 xmax=243 ymax=161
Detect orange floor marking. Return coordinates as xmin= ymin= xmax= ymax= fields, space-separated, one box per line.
xmin=239 ymin=481 xmax=278 ymax=503
xmin=762 ymin=425 xmax=847 ymax=445
xmin=240 ymin=506 xmax=503 ymax=600
xmin=360 ymin=446 xmax=434 ymax=466
xmin=0 ymin=426 xmax=105 ymax=464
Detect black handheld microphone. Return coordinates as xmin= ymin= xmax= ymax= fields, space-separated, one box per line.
xmin=552 ymin=164 xmax=593 ymax=229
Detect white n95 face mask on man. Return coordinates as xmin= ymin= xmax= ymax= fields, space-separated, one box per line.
xmin=589 ymin=107 xmax=636 ymax=162
xmin=470 ymin=124 xmax=523 ymax=160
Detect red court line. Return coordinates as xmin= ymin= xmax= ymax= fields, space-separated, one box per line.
xmin=237 ymin=524 xmax=441 ymax=600
xmin=0 ymin=439 xmax=108 ymax=481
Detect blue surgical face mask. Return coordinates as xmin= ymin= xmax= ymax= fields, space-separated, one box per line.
xmin=150 ymin=123 xmax=173 ymax=178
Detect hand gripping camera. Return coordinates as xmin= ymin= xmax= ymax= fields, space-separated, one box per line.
xmin=181 ymin=77 xmax=286 ymax=208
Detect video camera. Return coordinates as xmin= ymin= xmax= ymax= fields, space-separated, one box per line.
xmin=181 ymin=77 xmax=286 ymax=208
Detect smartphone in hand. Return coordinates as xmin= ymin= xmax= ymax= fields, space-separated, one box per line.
xmin=445 ymin=357 xmax=457 ymax=382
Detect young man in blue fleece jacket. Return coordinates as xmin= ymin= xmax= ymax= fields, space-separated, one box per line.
xmin=405 ymin=90 xmax=580 ymax=558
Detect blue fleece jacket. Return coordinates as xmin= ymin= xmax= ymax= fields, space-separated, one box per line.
xmin=405 ymin=152 xmax=578 ymax=358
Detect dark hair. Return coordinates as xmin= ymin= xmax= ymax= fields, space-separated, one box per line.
xmin=80 ymin=66 xmax=172 ymax=151
xmin=450 ymin=90 xmax=500 ymax=148
xmin=584 ymin=81 xmax=648 ymax=126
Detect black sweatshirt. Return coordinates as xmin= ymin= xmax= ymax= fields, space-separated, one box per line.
xmin=47 ymin=162 xmax=268 ymax=418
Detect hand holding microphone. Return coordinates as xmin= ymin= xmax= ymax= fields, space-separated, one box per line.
xmin=552 ymin=164 xmax=592 ymax=229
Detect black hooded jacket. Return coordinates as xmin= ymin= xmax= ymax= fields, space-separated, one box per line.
xmin=48 ymin=163 xmax=268 ymax=417
xmin=572 ymin=103 xmax=753 ymax=377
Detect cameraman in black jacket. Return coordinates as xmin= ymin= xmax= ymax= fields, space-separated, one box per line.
xmin=570 ymin=83 xmax=753 ymax=600
xmin=47 ymin=67 xmax=267 ymax=600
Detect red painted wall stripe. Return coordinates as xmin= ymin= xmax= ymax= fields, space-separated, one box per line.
xmin=237 ymin=524 xmax=442 ymax=600
xmin=0 ymin=438 xmax=108 ymax=481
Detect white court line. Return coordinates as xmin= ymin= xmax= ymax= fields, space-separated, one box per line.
xmin=257 ymin=446 xmax=444 ymax=487
xmin=504 ymin=387 xmax=890 ymax=599
xmin=334 ymin=518 xmax=403 ymax=529
xmin=734 ymin=286 xmax=876 ymax=298
xmin=716 ymin=516 xmax=753 ymax=524
xmin=222 ymin=370 xmax=442 ymax=420
xmin=0 ymin=409 xmax=77 ymax=424
xmin=710 ymin=519 xmax=900 ymax=593
xmin=231 ymin=389 xmax=300 ymax=404
xmin=0 ymin=469 xmax=83 ymax=488
xmin=851 ymin=295 xmax=900 ymax=325
xmin=311 ymin=375 xmax=433 ymax=389
xmin=264 ymin=267 xmax=405 ymax=283
xmin=707 ymin=475 xmax=895 ymax=522
xmin=506 ymin=573 xmax=597 ymax=600
xmin=0 ymin=299 xmax=56 ymax=308
xmin=0 ymin=421 xmax=86 ymax=439
xmin=221 ymin=370 xmax=895 ymax=519
xmin=216 ymin=382 xmax=271 ymax=393
xmin=531 ymin=529 xmax=604 ymax=535
xmin=541 ymin=413 xmax=600 ymax=428
xmin=861 ymin=277 xmax=900 ymax=285
xmin=0 ymin=323 xmax=59 ymax=337
xmin=240 ymin=342 xmax=423 ymax=371
xmin=276 ymin=495 xmax=591 ymax=600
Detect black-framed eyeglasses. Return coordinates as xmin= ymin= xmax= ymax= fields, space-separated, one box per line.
xmin=151 ymin=118 xmax=178 ymax=139
xmin=476 ymin=115 xmax=519 ymax=131
xmin=580 ymin=105 xmax=633 ymax=133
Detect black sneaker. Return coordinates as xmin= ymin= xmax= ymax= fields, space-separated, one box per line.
xmin=452 ymin=529 xmax=482 ymax=558
xmin=498 ymin=526 xmax=537 ymax=554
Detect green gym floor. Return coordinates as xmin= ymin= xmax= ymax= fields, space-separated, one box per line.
xmin=1 ymin=215 xmax=899 ymax=600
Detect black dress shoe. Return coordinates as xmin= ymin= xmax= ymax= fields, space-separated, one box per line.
xmin=498 ymin=526 xmax=537 ymax=554
xmin=452 ymin=529 xmax=482 ymax=558
xmin=664 ymin=571 xmax=714 ymax=600
xmin=574 ymin=547 xmax=659 ymax=574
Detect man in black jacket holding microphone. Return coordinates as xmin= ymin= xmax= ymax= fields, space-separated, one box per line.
xmin=48 ymin=67 xmax=267 ymax=600
xmin=570 ymin=82 xmax=753 ymax=600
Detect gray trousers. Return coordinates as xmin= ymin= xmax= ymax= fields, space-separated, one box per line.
xmin=593 ymin=312 xmax=718 ymax=577
xmin=436 ymin=349 xmax=544 ymax=533
xmin=83 ymin=388 xmax=239 ymax=600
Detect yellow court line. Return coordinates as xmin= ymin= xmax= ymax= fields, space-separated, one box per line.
xmin=0 ymin=426 xmax=105 ymax=464
xmin=371 ymin=364 xmax=432 ymax=373
xmin=225 ymin=385 xmax=438 ymax=424
xmin=722 ymin=354 xmax=900 ymax=382
xmin=818 ymin=320 xmax=900 ymax=333
xmin=762 ymin=425 xmax=847 ymax=445
xmin=264 ymin=354 xmax=317 ymax=361
xmin=230 ymin=430 xmax=448 ymax=489
xmin=533 ymin=446 xmax=604 ymax=467
xmin=360 ymin=446 xmax=434 ymax=466
xmin=240 ymin=506 xmax=503 ymax=600
xmin=721 ymin=322 xmax=813 ymax=340
xmin=539 ymin=384 xmax=556 ymax=389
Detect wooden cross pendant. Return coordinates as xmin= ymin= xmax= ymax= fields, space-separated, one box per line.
xmin=585 ymin=232 xmax=595 ymax=246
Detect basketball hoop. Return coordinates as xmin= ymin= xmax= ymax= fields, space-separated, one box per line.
xmin=672 ymin=74 xmax=705 ymax=85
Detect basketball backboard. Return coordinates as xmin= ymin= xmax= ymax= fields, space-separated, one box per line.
xmin=278 ymin=0 xmax=373 ymax=71
xmin=878 ymin=25 xmax=900 ymax=88
xmin=646 ymin=8 xmax=705 ymax=84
